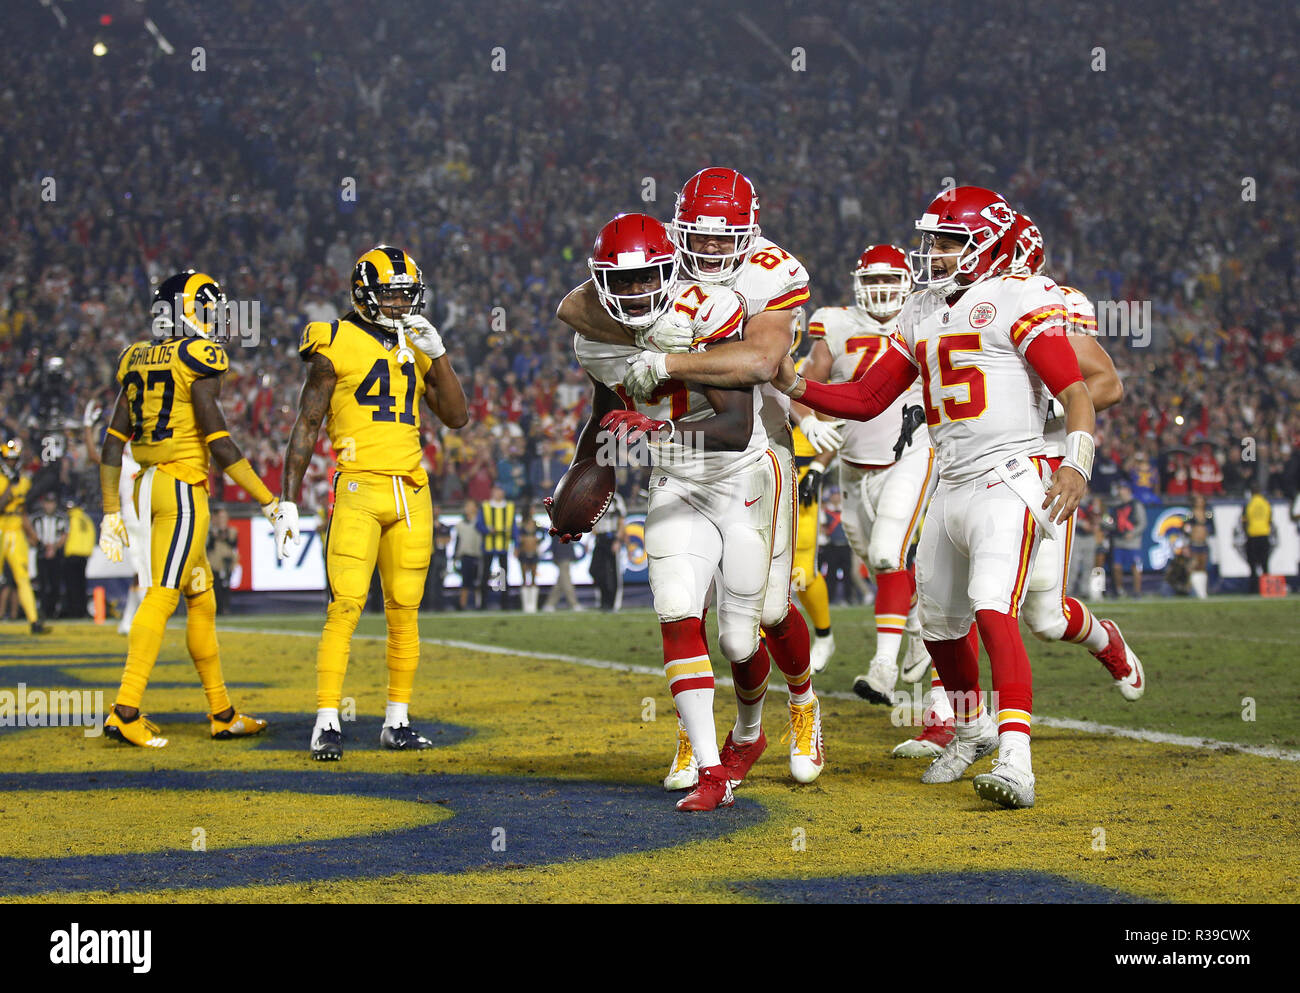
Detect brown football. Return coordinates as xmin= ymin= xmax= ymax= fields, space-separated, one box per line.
xmin=549 ymin=458 xmax=617 ymax=535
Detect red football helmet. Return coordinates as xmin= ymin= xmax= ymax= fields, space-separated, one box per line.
xmin=1010 ymin=212 xmax=1046 ymax=276
xmin=669 ymin=167 xmax=761 ymax=283
xmin=588 ymin=213 xmax=679 ymax=329
xmin=853 ymin=244 xmax=912 ymax=320
xmin=911 ymin=186 xmax=1017 ymax=294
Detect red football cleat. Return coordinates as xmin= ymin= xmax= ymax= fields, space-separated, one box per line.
xmin=1095 ymin=618 xmax=1145 ymax=701
xmin=719 ymin=730 xmax=767 ymax=788
xmin=675 ymin=764 xmax=735 ymax=811
xmin=891 ymin=716 xmax=955 ymax=758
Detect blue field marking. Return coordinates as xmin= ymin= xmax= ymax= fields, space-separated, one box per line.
xmin=727 ymin=871 xmax=1149 ymax=904
xmin=0 ymin=770 xmax=766 ymax=896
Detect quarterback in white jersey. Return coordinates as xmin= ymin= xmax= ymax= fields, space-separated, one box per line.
xmin=556 ymin=213 xmax=819 ymax=813
xmin=1008 ymin=215 xmax=1145 ymax=702
xmin=778 ymin=187 xmax=1098 ymax=810
xmin=802 ymin=245 xmax=936 ymax=707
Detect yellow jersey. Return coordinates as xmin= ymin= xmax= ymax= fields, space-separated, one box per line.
xmin=1244 ymin=495 xmax=1272 ymax=538
xmin=299 ymin=313 xmax=435 ymax=487
xmin=0 ymin=473 xmax=31 ymax=532
xmin=115 ymin=336 xmax=229 ymax=486
xmin=790 ymin=355 xmax=820 ymax=466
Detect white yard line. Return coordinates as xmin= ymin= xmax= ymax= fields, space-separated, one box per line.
xmin=222 ymin=624 xmax=1300 ymax=763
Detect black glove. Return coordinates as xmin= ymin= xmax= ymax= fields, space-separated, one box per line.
xmin=893 ymin=404 xmax=926 ymax=461
xmin=798 ymin=465 xmax=823 ymax=508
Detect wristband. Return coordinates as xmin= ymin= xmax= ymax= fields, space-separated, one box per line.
xmin=224 ymin=457 xmax=274 ymax=505
xmin=100 ymin=463 xmax=122 ymax=514
xmin=1062 ymin=430 xmax=1095 ymax=482
xmin=781 ymin=374 xmax=804 ymax=397
xmin=658 ymin=419 xmax=676 ymax=446
xmin=105 ymin=427 xmax=130 ymax=443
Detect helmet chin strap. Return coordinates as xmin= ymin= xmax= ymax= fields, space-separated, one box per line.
xmin=395 ymin=322 xmax=415 ymax=365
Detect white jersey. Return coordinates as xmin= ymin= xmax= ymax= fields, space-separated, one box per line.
xmin=1041 ymin=284 xmax=1099 ymax=458
xmin=894 ymin=273 xmax=1069 ymax=484
xmin=810 ymin=304 xmax=929 ymax=465
xmin=728 ymin=237 xmax=810 ymax=442
xmin=575 ymin=283 xmax=765 ymax=484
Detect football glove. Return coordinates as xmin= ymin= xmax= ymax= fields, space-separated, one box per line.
xmin=99 ymin=512 xmax=128 ymax=563
xmin=83 ymin=400 xmax=103 ymax=428
xmin=798 ymin=465 xmax=824 ymax=508
xmin=798 ymin=414 xmax=844 ymax=454
xmin=635 ymin=315 xmax=693 ymax=353
xmin=892 ymin=404 xmax=927 ymax=461
xmin=271 ymin=500 xmax=301 ymax=561
xmin=402 ymin=315 xmax=446 ymax=360
xmin=542 ymin=496 xmax=581 ymax=544
xmin=600 ymin=409 xmax=670 ymax=447
xmin=623 ymin=350 xmax=669 ymax=401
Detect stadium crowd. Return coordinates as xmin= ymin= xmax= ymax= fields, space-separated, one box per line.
xmin=1 ymin=0 xmax=1296 ymax=540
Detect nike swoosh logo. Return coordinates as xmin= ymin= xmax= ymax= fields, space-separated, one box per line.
xmin=700 ymin=304 xmax=715 ymax=324
xmin=745 ymin=497 xmax=761 ymax=507
xmin=986 ymin=481 xmax=1002 ymax=489
xmin=787 ymin=267 xmax=800 ymax=276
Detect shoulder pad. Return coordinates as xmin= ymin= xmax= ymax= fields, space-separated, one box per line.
xmin=299 ymin=320 xmax=339 ymax=359
xmin=177 ymin=337 xmax=229 ymax=377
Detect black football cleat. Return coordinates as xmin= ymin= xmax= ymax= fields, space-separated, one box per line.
xmin=379 ymin=724 xmax=434 ymax=750
xmin=30 ymin=620 xmax=51 ymax=635
xmin=310 ymin=727 xmax=343 ymax=761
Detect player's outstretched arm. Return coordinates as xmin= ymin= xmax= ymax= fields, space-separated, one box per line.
xmin=422 ymin=355 xmax=469 ymax=429
xmin=281 ymin=352 xmax=336 ymax=505
xmin=191 ymin=374 xmax=276 ymax=514
xmin=776 ymin=344 xmax=917 ymax=422
xmin=96 ymin=391 xmax=132 ymax=561
xmin=662 ymin=309 xmax=792 ymax=388
xmin=789 ymin=340 xmax=843 ymax=454
xmin=1070 ymin=335 xmax=1123 ymax=412
xmin=572 ymin=375 xmax=623 ymax=465
xmin=557 ymin=281 xmax=636 ymax=346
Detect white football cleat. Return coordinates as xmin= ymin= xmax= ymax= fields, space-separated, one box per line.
xmin=783 ymin=695 xmax=826 ymax=784
xmin=663 ymin=715 xmax=699 ymax=791
xmin=809 ymin=632 xmax=836 ymax=674
xmin=920 ymin=715 xmax=998 ymax=784
xmin=899 ymin=635 xmax=931 ymax=684
xmin=973 ymin=759 xmax=1036 ymax=808
xmin=1095 ymin=619 xmax=1146 ymax=701
xmin=852 ymin=655 xmax=899 ymax=705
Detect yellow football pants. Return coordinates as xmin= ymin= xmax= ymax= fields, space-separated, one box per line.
xmin=115 ymin=467 xmax=228 ymax=714
xmin=792 ymin=464 xmax=831 ymax=632
xmin=1 ymin=527 xmax=39 ymax=623
xmin=317 ymin=472 xmax=433 ymax=710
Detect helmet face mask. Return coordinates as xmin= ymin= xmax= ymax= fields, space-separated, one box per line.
xmin=910 ymin=187 xmax=1016 ymax=296
xmin=588 ymin=213 xmax=679 ymax=329
xmin=353 ymin=247 xmax=426 ymax=331
xmin=853 ymin=244 xmax=912 ymax=320
xmin=669 ymin=167 xmax=761 ymax=285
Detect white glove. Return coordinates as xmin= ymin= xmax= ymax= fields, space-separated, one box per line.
xmin=635 ymin=313 xmax=694 ymax=353
xmin=624 ymin=350 xmax=669 ymax=400
xmin=99 ymin=512 xmax=128 ymax=563
xmin=83 ymin=400 xmax=103 ymax=428
xmin=271 ymin=500 xmax=301 ymax=561
xmin=402 ymin=315 xmax=446 ymax=360
xmin=798 ymin=414 xmax=845 ymax=454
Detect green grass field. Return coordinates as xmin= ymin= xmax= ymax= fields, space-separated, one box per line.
xmin=1 ymin=595 xmax=1297 ymax=904
xmin=222 ymin=596 xmax=1300 ymax=751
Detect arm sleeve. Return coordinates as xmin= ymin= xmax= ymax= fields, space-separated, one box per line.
xmin=1024 ymin=330 xmax=1084 ymax=396
xmin=799 ymin=341 xmax=918 ymax=421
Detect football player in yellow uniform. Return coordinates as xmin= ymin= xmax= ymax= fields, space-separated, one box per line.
xmin=0 ymin=439 xmax=49 ymax=634
xmin=98 ymin=270 xmax=274 ymax=747
xmin=277 ymin=246 xmax=467 ymax=761
xmin=789 ymin=407 xmax=837 ymax=673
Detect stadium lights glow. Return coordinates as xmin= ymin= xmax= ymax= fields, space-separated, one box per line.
xmin=92 ymin=41 xmax=108 ymax=57
xmin=1175 ymin=415 xmax=1185 ymax=425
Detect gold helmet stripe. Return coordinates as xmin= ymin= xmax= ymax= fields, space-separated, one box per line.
xmin=360 ymin=249 xmax=396 ymax=283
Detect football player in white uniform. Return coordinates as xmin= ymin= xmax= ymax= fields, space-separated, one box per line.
xmin=1010 ymin=215 xmax=1145 ymax=699
xmin=558 ymin=170 xmax=826 ymax=792
xmin=557 ymin=213 xmax=821 ymax=812
xmin=777 ymin=186 xmax=1097 ymax=809
xmin=800 ymin=245 xmax=937 ymax=707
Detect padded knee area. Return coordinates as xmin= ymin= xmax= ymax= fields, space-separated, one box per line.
xmin=1022 ymin=590 xmax=1068 ymax=642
